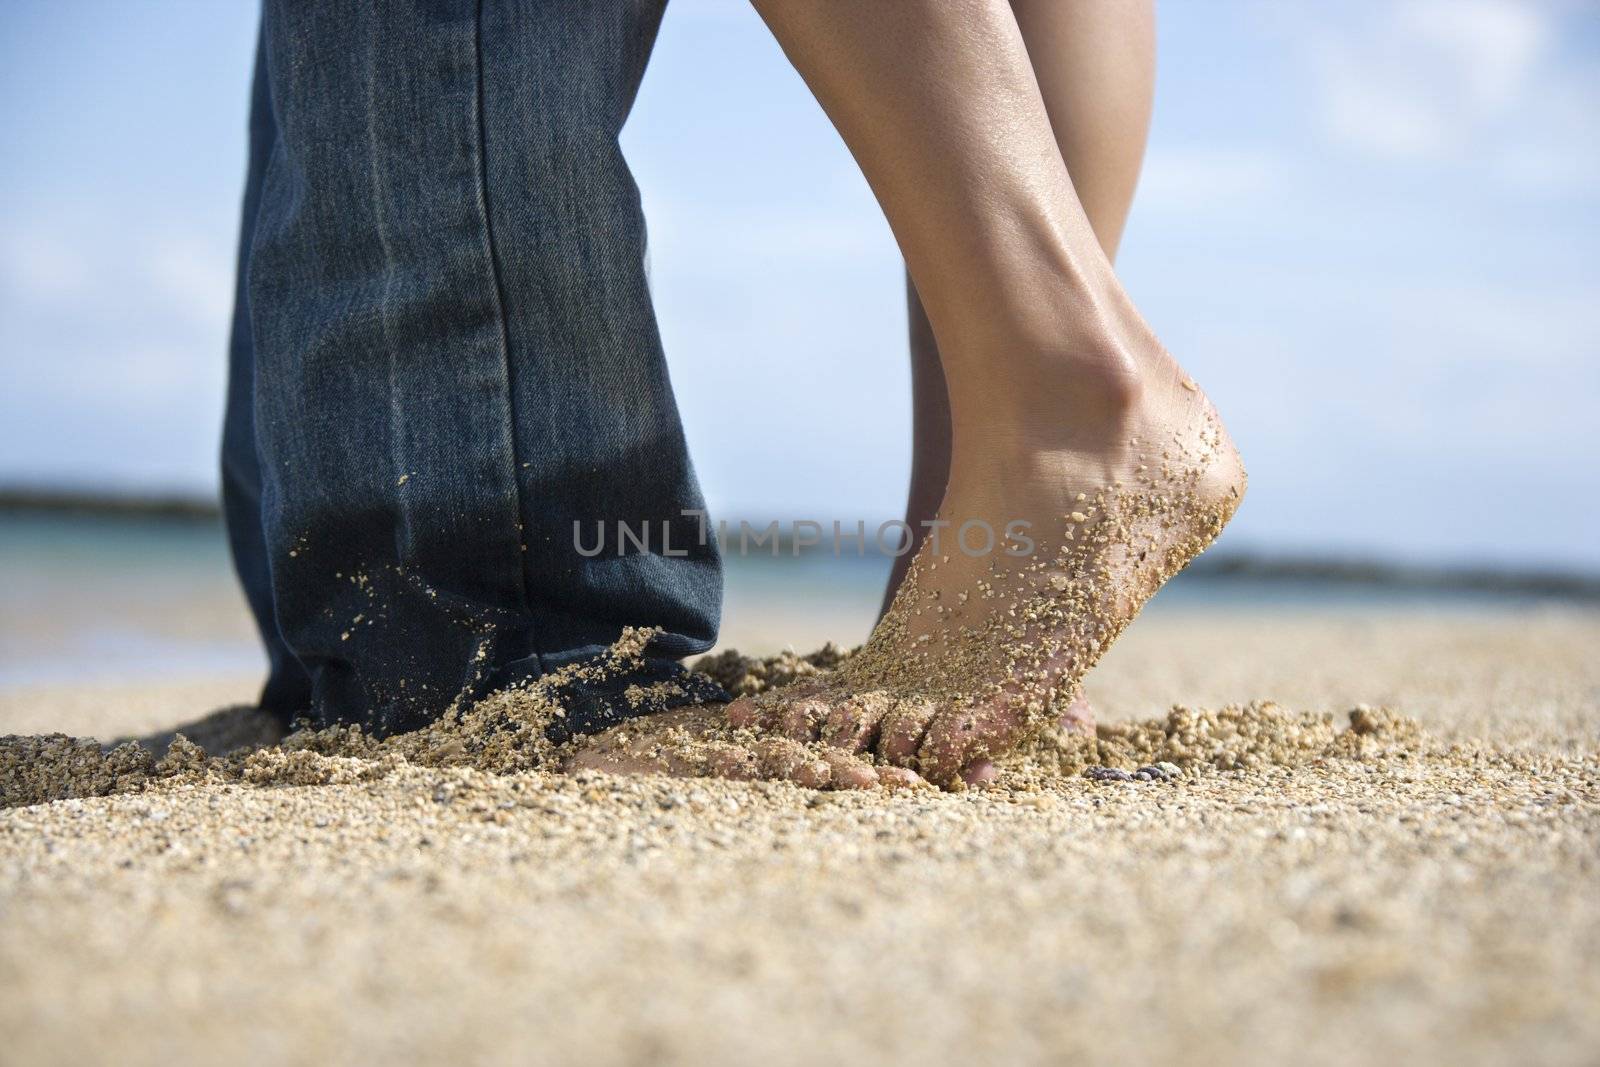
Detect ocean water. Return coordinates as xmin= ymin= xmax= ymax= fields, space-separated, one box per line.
xmin=1 ymin=513 xmax=1586 ymax=689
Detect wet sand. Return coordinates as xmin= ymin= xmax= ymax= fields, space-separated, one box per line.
xmin=3 ymin=606 xmax=1598 ymax=1066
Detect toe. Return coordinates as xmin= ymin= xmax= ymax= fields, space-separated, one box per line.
xmin=725 ymin=697 xmax=759 ymax=730
xmin=817 ymin=749 xmax=878 ymax=789
xmin=917 ymin=698 xmax=1025 ymax=787
xmin=876 ymin=698 xmax=936 ymax=768
xmin=776 ymin=696 xmax=830 ymax=742
xmin=875 ymin=766 xmax=925 ymax=789
xmin=790 ymin=758 xmax=834 ymax=789
xmin=821 ymin=691 xmax=890 ymax=752
xmin=754 ymin=737 xmax=831 ymax=788
xmin=703 ymin=741 xmax=759 ymax=781
xmin=960 ymin=759 xmax=999 ymax=787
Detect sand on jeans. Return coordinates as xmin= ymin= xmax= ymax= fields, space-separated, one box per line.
xmin=1 ymin=606 xmax=1598 ymax=1067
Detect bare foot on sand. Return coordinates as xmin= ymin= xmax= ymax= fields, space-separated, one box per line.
xmin=729 ymin=350 xmax=1244 ymax=788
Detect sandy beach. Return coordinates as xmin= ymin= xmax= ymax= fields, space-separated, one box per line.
xmin=4 ymin=0 xmax=1598 ymax=1061
xmin=3 ymin=605 xmax=1598 ymax=1066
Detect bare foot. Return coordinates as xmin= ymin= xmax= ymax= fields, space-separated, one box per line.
xmin=563 ymin=704 xmax=925 ymax=790
xmin=728 ymin=348 xmax=1244 ymax=788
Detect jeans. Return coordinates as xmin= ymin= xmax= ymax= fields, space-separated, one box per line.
xmin=222 ymin=0 xmax=724 ymax=739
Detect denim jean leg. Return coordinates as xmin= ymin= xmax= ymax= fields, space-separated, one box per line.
xmin=478 ymin=0 xmax=724 ymax=732
xmin=243 ymin=0 xmax=722 ymax=737
xmin=220 ymin=23 xmax=310 ymax=722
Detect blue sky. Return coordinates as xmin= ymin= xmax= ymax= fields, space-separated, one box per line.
xmin=1 ymin=0 xmax=1596 ymax=567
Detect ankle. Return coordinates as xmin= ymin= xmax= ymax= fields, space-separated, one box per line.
xmin=1044 ymin=327 xmax=1147 ymax=412
xmin=931 ymin=248 xmax=1156 ymax=403
xmin=944 ymin=324 xmax=1147 ymax=435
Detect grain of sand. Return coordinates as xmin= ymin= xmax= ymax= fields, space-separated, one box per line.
xmin=2 ymin=607 xmax=1598 ymax=1066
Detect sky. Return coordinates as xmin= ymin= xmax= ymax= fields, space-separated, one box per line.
xmin=1 ymin=0 xmax=1597 ymax=568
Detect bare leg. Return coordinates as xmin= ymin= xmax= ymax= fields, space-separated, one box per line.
xmin=1013 ymin=0 xmax=1155 ymax=257
xmin=729 ymin=0 xmax=1244 ymax=785
xmin=887 ymin=276 xmax=954 ymax=617
xmin=884 ymin=0 xmax=1155 ymax=623
xmin=572 ymin=0 xmax=1240 ymax=790
xmin=883 ymin=1 xmax=1156 ymax=739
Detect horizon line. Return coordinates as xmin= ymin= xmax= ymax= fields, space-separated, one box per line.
xmin=2 ymin=484 xmax=1597 ymax=602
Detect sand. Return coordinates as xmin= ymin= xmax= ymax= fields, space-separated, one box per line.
xmin=2 ymin=606 xmax=1598 ymax=1066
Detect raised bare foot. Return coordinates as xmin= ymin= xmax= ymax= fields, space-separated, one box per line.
xmin=728 ymin=340 xmax=1244 ymax=788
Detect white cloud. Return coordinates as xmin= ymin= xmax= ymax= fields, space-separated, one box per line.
xmin=1308 ymin=0 xmax=1550 ymax=160
xmin=1399 ymin=0 xmax=1547 ymax=110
